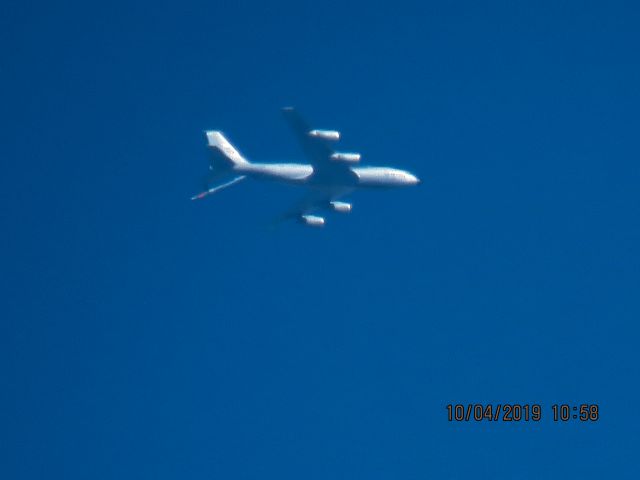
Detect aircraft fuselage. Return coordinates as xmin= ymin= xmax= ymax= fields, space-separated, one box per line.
xmin=235 ymin=162 xmax=420 ymax=188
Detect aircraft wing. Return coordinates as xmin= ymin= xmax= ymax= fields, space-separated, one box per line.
xmin=281 ymin=107 xmax=333 ymax=164
xmin=272 ymin=186 xmax=353 ymax=226
xmin=281 ymin=107 xmax=358 ymax=183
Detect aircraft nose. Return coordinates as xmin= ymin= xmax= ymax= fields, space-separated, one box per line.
xmin=406 ymin=173 xmax=421 ymax=185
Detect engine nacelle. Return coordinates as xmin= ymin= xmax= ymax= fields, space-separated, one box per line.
xmin=330 ymin=201 xmax=352 ymax=213
xmin=330 ymin=152 xmax=361 ymax=163
xmin=308 ymin=129 xmax=340 ymax=141
xmin=300 ymin=214 xmax=325 ymax=227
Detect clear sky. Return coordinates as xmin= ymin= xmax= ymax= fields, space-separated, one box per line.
xmin=2 ymin=0 xmax=639 ymax=478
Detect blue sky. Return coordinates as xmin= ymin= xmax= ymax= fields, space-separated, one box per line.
xmin=2 ymin=0 xmax=639 ymax=478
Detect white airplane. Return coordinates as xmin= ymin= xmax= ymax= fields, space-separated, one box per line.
xmin=192 ymin=107 xmax=421 ymax=226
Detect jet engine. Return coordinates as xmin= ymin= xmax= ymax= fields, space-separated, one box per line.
xmin=330 ymin=152 xmax=361 ymax=163
xmin=308 ymin=129 xmax=340 ymax=141
xmin=301 ymin=214 xmax=325 ymax=227
xmin=330 ymin=201 xmax=352 ymax=213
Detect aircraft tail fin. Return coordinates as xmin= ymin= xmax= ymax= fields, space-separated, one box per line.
xmin=206 ymin=131 xmax=249 ymax=169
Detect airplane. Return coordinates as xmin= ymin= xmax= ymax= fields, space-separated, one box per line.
xmin=191 ymin=107 xmax=421 ymax=227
